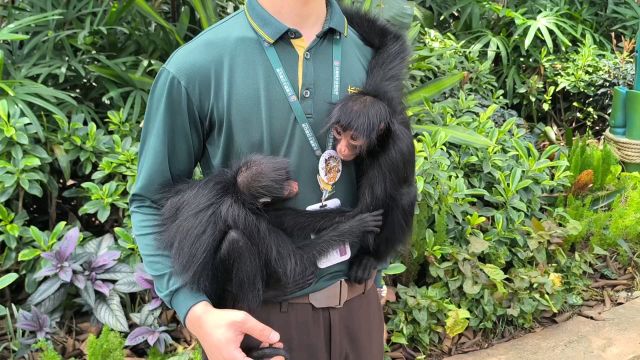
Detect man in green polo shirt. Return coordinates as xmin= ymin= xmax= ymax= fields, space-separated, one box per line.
xmin=130 ymin=0 xmax=385 ymax=358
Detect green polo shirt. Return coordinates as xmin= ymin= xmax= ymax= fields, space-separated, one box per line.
xmin=130 ymin=0 xmax=373 ymax=322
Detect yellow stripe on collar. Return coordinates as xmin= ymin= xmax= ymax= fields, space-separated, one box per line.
xmin=290 ymin=37 xmax=306 ymax=94
xmin=344 ymin=17 xmax=348 ymax=36
xmin=244 ymin=8 xmax=274 ymax=43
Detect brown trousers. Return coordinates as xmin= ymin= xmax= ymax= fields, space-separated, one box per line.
xmin=240 ymin=284 xmax=384 ymax=360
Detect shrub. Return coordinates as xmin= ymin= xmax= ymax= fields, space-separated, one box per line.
xmin=388 ymin=93 xmax=589 ymax=353
xmin=566 ymin=173 xmax=640 ymax=251
xmin=32 ymin=340 xmax=63 ymax=360
xmin=86 ymin=326 xmax=125 ymax=360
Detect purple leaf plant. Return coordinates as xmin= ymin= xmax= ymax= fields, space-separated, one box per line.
xmin=15 ymin=307 xmax=54 ymax=344
xmin=73 ymin=248 xmax=121 ymax=296
xmin=35 ymin=227 xmax=82 ymax=282
xmin=134 ymin=264 xmax=162 ymax=310
xmin=34 ymin=227 xmax=125 ymax=301
xmin=125 ymin=326 xmax=173 ymax=353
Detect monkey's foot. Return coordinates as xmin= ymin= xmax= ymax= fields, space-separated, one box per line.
xmin=348 ymin=254 xmax=378 ymax=284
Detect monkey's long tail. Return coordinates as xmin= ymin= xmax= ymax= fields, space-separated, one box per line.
xmin=249 ymin=346 xmax=290 ymax=360
xmin=341 ymin=7 xmax=411 ymax=115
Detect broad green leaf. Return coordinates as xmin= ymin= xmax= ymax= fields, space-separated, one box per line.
xmin=114 ymin=227 xmax=134 ymax=243
xmin=97 ymin=206 xmax=111 ymax=223
xmin=25 ymin=181 xmax=43 ymax=197
xmin=468 ymin=236 xmax=489 ymax=254
xmin=18 ymin=248 xmax=41 ymax=261
xmin=6 ymin=223 xmax=20 ymax=237
xmin=390 ymin=332 xmax=408 ymax=345
xmin=445 ymin=308 xmax=470 ymax=337
xmin=406 ymin=72 xmax=466 ymax=105
xmin=0 ymin=272 xmax=18 ymax=289
xmin=463 ymin=277 xmax=482 ymax=295
xmin=480 ymin=264 xmax=507 ymax=281
xmin=49 ymin=221 xmax=67 ymax=248
xmin=79 ymin=200 xmax=103 ymax=215
xmin=382 ymin=262 xmax=407 ymax=275
xmin=413 ymin=124 xmax=493 ymax=148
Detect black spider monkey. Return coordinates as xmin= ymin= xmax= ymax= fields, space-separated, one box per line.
xmin=326 ymin=8 xmax=417 ymax=283
xmin=266 ymin=8 xmax=416 ymax=284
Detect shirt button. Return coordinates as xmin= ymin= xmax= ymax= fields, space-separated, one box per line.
xmin=304 ymin=51 xmax=311 ymax=59
xmin=303 ymin=89 xmax=311 ymax=98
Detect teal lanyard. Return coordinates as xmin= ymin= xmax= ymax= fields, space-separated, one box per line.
xmin=259 ymin=33 xmax=342 ymax=157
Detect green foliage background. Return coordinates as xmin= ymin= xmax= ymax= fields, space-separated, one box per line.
xmin=1 ymin=0 xmax=639 ymax=358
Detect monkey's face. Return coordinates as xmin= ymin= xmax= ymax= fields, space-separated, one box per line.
xmin=328 ymin=93 xmax=391 ymax=161
xmin=332 ymin=125 xmax=365 ymax=161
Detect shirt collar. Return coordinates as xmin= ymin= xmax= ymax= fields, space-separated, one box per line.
xmin=244 ymin=0 xmax=348 ymax=44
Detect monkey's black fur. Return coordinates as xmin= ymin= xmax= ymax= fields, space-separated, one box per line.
xmin=160 ymin=155 xmax=383 ymax=311
xmin=327 ymin=8 xmax=417 ymax=283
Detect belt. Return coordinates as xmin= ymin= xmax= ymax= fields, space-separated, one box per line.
xmin=285 ymin=277 xmax=375 ymax=308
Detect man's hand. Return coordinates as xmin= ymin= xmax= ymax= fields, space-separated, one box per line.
xmin=186 ymin=301 xmax=284 ymax=360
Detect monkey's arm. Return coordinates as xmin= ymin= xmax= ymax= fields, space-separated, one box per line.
xmin=349 ymin=127 xmax=416 ymax=283
xmin=264 ymin=207 xmax=351 ymax=238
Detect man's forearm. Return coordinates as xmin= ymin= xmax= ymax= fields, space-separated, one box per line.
xmin=130 ymin=66 xmax=208 ymax=323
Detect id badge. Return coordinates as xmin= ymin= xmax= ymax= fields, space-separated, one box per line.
xmin=306 ymin=198 xmax=352 ymax=268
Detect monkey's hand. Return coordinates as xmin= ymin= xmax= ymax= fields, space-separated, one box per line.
xmin=352 ymin=209 xmax=384 ymax=234
xmin=347 ymin=254 xmax=378 ymax=284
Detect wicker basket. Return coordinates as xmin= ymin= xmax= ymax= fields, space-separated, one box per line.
xmin=604 ymin=128 xmax=640 ymax=171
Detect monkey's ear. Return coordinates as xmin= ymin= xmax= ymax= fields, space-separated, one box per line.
xmin=378 ymin=122 xmax=388 ymax=134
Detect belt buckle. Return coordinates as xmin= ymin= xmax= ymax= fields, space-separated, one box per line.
xmin=309 ymin=279 xmax=349 ymax=308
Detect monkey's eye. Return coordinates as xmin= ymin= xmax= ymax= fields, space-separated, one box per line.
xmin=349 ymin=133 xmax=364 ymax=146
xmin=332 ymin=126 xmax=343 ymax=139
